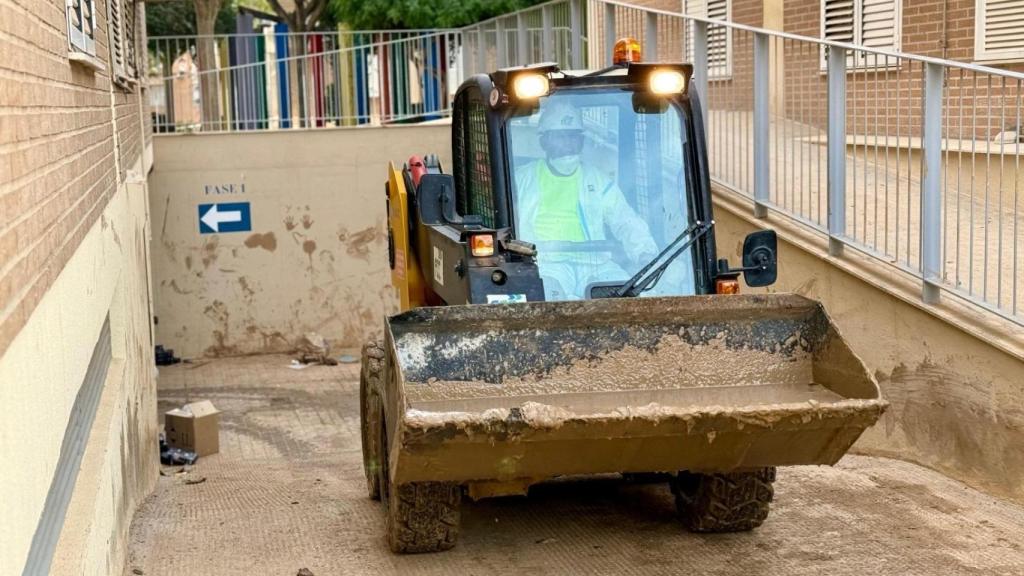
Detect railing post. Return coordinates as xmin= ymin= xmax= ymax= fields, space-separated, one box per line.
xmin=645 ymin=12 xmax=658 ymax=61
xmin=693 ymin=21 xmax=709 ymax=136
xmin=516 ymin=13 xmax=528 ymax=65
xmin=826 ymin=46 xmax=846 ymax=256
xmin=476 ymin=28 xmax=486 ymax=74
xmin=921 ymin=62 xmax=944 ymax=304
xmin=753 ymin=31 xmax=770 ymax=218
xmin=570 ymin=0 xmax=583 ymax=69
xmin=604 ymin=2 xmax=616 ymax=67
xmin=542 ymin=5 xmax=554 ymax=62
xmin=496 ymin=20 xmax=507 ymax=68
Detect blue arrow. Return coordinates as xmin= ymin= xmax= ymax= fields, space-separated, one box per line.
xmin=199 ymin=203 xmax=251 ymax=234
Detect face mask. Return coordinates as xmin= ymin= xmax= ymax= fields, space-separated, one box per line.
xmin=548 ymin=155 xmax=580 ymax=176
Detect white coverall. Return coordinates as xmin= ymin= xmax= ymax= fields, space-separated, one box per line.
xmin=515 ymin=161 xmax=659 ymax=300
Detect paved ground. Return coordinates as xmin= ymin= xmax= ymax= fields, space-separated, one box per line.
xmin=127 ymin=354 xmax=1024 ymax=576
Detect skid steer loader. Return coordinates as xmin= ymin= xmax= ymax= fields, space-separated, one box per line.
xmin=361 ymin=44 xmax=887 ymax=553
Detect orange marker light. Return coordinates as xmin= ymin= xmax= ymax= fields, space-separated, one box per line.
xmin=716 ymin=278 xmax=740 ymax=295
xmin=470 ymin=234 xmax=495 ymax=257
xmin=613 ymin=38 xmax=642 ymax=65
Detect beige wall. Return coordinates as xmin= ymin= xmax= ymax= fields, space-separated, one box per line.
xmin=148 ymin=124 xmax=453 ymax=359
xmin=0 ymin=163 xmax=159 ymax=575
xmin=0 ymin=0 xmax=156 ymax=572
xmin=713 ymin=187 xmax=1024 ymax=504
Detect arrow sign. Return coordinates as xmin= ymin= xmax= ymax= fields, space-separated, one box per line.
xmin=198 ymin=202 xmax=251 ymax=234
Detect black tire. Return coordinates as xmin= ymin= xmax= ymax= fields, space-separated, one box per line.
xmin=378 ymin=415 xmax=461 ymax=553
xmin=360 ymin=341 xmax=385 ymax=500
xmin=671 ymin=467 xmax=776 ymax=533
xmin=385 ymin=481 xmax=462 ymax=553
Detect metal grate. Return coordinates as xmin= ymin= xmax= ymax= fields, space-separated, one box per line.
xmin=465 ymin=97 xmax=497 ymax=227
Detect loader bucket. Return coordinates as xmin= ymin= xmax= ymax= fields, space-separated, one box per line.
xmin=384 ymin=294 xmax=887 ymax=494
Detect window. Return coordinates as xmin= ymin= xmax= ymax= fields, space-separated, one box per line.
xmin=685 ymin=0 xmax=732 ymax=78
xmin=506 ymin=90 xmax=697 ymax=301
xmin=453 ymin=91 xmax=497 ymax=227
xmin=821 ymin=0 xmax=901 ymax=67
xmin=66 ymin=0 xmax=97 ymax=56
xmin=975 ymin=0 xmax=1024 ymax=62
xmin=108 ymin=0 xmax=138 ymax=86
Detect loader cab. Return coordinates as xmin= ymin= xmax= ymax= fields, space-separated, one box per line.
xmin=448 ymin=62 xmax=724 ymax=301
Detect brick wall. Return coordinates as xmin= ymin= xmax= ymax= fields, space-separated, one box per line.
xmin=0 ymin=0 xmax=147 ymax=355
xmin=780 ymin=0 xmax=1024 ymax=139
xmin=590 ymin=0 xmax=1023 ymax=142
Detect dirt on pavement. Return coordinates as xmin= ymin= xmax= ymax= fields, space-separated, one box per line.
xmin=126 ymin=355 xmax=1024 ymax=576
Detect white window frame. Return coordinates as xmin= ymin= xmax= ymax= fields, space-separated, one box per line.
xmin=819 ymin=0 xmax=902 ymax=70
xmin=685 ymin=0 xmax=733 ymax=80
xmin=975 ymin=0 xmax=1024 ymax=62
xmin=66 ymin=0 xmax=97 ymax=56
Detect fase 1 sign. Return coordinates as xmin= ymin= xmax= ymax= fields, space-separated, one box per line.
xmin=198 ymin=202 xmax=252 ymax=234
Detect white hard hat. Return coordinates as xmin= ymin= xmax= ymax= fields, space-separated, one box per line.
xmin=538 ymin=101 xmax=582 ymax=133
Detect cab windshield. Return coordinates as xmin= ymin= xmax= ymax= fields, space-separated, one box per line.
xmin=507 ymin=88 xmax=697 ymax=301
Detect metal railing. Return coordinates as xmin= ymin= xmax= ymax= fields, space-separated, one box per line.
xmin=147 ymin=0 xmax=1024 ymax=326
xmin=461 ymin=0 xmax=1024 ymax=326
xmin=147 ymin=29 xmax=462 ymax=131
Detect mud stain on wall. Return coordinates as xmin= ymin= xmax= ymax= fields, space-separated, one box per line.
xmin=338 ymin=224 xmax=385 ymax=261
xmin=202 ymin=300 xmax=241 ymax=356
xmin=302 ymin=240 xmax=317 ymax=267
xmin=244 ymin=325 xmax=291 ymax=351
xmin=877 ymin=359 xmax=1024 ymax=498
xmin=301 ymin=214 xmax=314 ymax=229
xmin=244 ymin=232 xmax=277 ymax=252
xmin=284 ymin=216 xmax=297 ymax=231
xmin=160 ymin=195 xmax=170 ymax=241
xmin=238 ymin=276 xmax=255 ymax=297
xmin=168 ymin=280 xmax=191 ymax=295
xmin=185 ymin=255 xmax=192 ymax=271
xmin=201 ymin=236 xmax=220 ymax=268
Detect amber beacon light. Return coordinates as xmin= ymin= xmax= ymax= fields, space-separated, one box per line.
xmin=613 ymin=38 xmax=642 ymax=64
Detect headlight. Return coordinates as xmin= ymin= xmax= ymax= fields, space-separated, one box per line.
xmin=649 ymin=69 xmax=687 ymax=95
xmin=513 ymin=73 xmax=549 ymax=99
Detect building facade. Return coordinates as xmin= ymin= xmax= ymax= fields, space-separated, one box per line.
xmin=0 ymin=0 xmax=158 ymax=573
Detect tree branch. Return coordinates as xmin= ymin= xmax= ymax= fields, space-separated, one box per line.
xmin=265 ymin=0 xmax=291 ymax=24
xmin=305 ymin=0 xmax=328 ymax=29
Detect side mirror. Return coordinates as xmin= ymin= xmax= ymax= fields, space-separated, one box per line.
xmin=741 ymin=229 xmax=778 ymax=287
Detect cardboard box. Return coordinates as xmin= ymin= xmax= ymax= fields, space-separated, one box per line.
xmin=164 ymin=400 xmax=221 ymax=456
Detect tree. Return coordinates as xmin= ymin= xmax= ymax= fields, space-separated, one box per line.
xmin=145 ymin=1 xmax=235 ymax=36
xmin=146 ymin=0 xmax=237 ymax=127
xmin=266 ymin=0 xmax=330 ymax=33
xmin=193 ymin=0 xmax=224 ymax=127
xmin=328 ymin=0 xmax=543 ymax=30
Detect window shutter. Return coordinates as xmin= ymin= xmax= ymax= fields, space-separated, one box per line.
xmin=108 ymin=0 xmax=137 ymax=85
xmin=66 ymin=0 xmax=97 ymax=55
xmin=822 ymin=0 xmax=856 ymax=44
xmin=123 ymin=0 xmax=137 ymax=78
xmin=108 ymin=0 xmax=125 ymax=78
xmin=706 ymin=0 xmax=731 ymax=77
xmin=821 ymin=0 xmax=898 ymax=68
xmin=860 ymin=0 xmax=898 ymax=50
xmin=684 ymin=0 xmax=732 ymax=78
xmin=977 ymin=0 xmax=1024 ymax=61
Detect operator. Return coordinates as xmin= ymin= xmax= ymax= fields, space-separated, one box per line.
xmin=515 ymin=101 xmax=659 ymax=300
